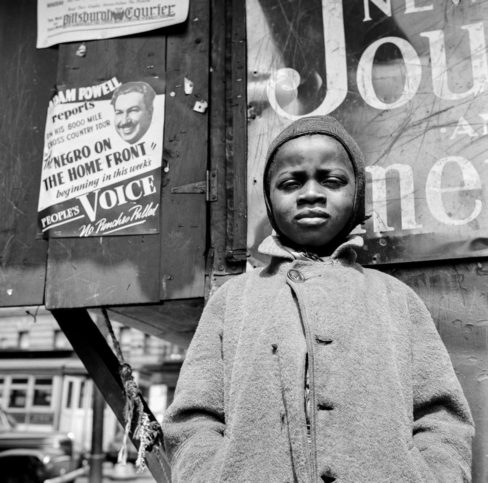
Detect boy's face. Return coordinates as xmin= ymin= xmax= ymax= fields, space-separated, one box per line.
xmin=269 ymin=134 xmax=356 ymax=251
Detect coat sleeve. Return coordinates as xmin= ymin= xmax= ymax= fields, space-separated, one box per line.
xmin=162 ymin=283 xmax=229 ymax=483
xmin=407 ymin=288 xmax=474 ymax=482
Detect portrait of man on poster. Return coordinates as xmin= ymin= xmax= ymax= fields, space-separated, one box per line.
xmin=111 ymin=81 xmax=156 ymax=145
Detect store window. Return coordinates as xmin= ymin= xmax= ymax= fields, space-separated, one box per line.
xmin=6 ymin=376 xmax=54 ymax=411
xmin=3 ymin=375 xmax=55 ymax=428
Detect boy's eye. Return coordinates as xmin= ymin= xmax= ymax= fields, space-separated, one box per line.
xmin=321 ymin=177 xmax=346 ymax=188
xmin=279 ymin=179 xmax=301 ymax=190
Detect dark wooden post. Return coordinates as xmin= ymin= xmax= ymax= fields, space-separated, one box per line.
xmin=51 ymin=308 xmax=171 ymax=482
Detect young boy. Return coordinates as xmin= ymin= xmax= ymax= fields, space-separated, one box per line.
xmin=163 ymin=116 xmax=474 ymax=482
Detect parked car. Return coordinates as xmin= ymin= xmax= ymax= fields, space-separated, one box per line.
xmin=0 ymin=407 xmax=82 ymax=483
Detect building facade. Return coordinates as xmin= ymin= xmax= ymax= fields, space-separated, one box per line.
xmin=0 ymin=306 xmax=183 ymax=453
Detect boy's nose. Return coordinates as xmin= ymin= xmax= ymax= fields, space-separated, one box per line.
xmin=298 ymin=180 xmax=326 ymax=204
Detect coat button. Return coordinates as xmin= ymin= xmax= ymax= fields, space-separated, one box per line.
xmin=315 ymin=335 xmax=333 ymax=345
xmin=318 ymin=402 xmax=334 ymax=411
xmin=321 ymin=475 xmax=336 ymax=482
xmin=287 ymin=269 xmax=305 ymax=282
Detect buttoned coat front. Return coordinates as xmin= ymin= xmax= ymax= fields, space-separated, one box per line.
xmin=163 ymin=239 xmax=474 ymax=483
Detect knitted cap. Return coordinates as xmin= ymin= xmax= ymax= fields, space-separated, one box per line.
xmin=263 ymin=115 xmax=366 ymax=248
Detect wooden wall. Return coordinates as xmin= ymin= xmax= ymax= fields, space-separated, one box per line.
xmin=0 ymin=0 xmax=56 ymax=307
xmin=46 ymin=4 xmax=209 ymax=308
xmin=0 ymin=0 xmax=221 ymax=310
xmin=0 ymin=0 xmax=487 ymax=480
xmin=390 ymin=263 xmax=488 ymax=481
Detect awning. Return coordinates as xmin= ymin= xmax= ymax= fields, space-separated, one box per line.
xmin=0 ymin=358 xmax=86 ymax=376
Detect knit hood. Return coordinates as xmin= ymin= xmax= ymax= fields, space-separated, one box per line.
xmin=263 ymin=115 xmax=366 ymax=252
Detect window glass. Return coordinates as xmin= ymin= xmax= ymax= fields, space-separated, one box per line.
xmin=11 ymin=377 xmax=28 ymax=384
xmin=78 ymin=380 xmax=86 ymax=408
xmin=53 ymin=329 xmax=71 ymax=350
xmin=9 ymin=388 xmax=27 ymax=408
xmin=143 ymin=334 xmax=151 ymax=352
xmin=0 ymin=377 xmax=4 ymax=406
xmin=8 ymin=377 xmax=29 ymax=409
xmin=18 ymin=331 xmax=29 ymax=349
xmin=65 ymin=381 xmax=74 ymax=409
xmin=35 ymin=378 xmax=52 ymax=385
xmin=33 ymin=378 xmax=53 ymax=407
xmin=120 ymin=327 xmax=132 ymax=350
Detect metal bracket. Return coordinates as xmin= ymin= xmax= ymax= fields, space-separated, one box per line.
xmin=226 ymin=248 xmax=249 ymax=263
xmin=207 ymin=170 xmax=218 ymax=202
xmin=171 ymin=180 xmax=206 ymax=195
xmin=170 ymin=170 xmax=217 ymax=202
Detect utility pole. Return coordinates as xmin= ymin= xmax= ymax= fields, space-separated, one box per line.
xmin=89 ymin=383 xmax=105 ymax=483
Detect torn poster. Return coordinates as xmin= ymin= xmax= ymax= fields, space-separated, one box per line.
xmin=36 ymin=0 xmax=189 ymax=48
xmin=38 ymin=77 xmax=165 ymax=238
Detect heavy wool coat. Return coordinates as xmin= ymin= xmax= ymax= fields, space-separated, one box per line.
xmin=163 ymin=237 xmax=474 ymax=483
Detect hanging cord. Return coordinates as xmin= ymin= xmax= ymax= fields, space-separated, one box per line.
xmin=101 ymin=308 xmax=163 ymax=473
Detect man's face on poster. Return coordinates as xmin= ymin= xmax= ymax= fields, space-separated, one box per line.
xmin=114 ymin=91 xmax=153 ymax=144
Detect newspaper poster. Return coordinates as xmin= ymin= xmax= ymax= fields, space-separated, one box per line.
xmin=38 ymin=77 xmax=165 ymax=238
xmin=246 ymin=0 xmax=488 ymax=265
xmin=37 ymin=0 xmax=189 ymax=48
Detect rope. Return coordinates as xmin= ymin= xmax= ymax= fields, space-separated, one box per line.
xmin=102 ymin=308 xmax=125 ymax=362
xmin=101 ymin=308 xmax=164 ymax=473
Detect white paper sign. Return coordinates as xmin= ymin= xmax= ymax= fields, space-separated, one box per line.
xmin=37 ymin=0 xmax=189 ymax=48
xmin=38 ymin=77 xmax=165 ymax=238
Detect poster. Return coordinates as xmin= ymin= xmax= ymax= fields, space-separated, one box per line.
xmin=246 ymin=0 xmax=488 ymax=265
xmin=38 ymin=76 xmax=165 ymax=238
xmin=37 ymin=0 xmax=189 ymax=48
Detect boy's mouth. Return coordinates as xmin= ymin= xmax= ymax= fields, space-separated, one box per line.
xmin=295 ymin=209 xmax=330 ymax=225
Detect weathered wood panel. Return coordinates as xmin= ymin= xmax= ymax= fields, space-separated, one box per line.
xmin=208 ymin=0 xmax=230 ymax=287
xmin=388 ymin=263 xmax=488 ymax=482
xmin=225 ymin=0 xmax=248 ymax=264
xmin=45 ymin=37 xmax=165 ymax=308
xmin=46 ymin=235 xmax=161 ymax=308
xmin=0 ymin=1 xmax=57 ymax=307
xmin=107 ymin=298 xmax=204 ymax=347
xmin=160 ymin=0 xmax=210 ymax=300
xmin=208 ymin=0 xmax=246 ymax=289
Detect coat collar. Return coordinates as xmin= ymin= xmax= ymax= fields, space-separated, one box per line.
xmin=257 ymin=231 xmax=364 ymax=265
